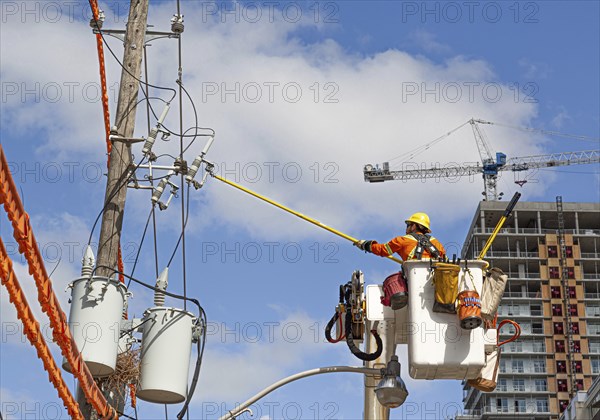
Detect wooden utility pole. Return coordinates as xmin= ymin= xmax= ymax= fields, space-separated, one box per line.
xmin=78 ymin=0 xmax=149 ymax=417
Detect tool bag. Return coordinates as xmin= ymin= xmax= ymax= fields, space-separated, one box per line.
xmin=481 ymin=267 xmax=508 ymax=322
xmin=468 ymin=320 xmax=521 ymax=392
xmin=432 ymin=263 xmax=460 ymax=314
xmin=381 ymin=271 xmax=408 ymax=310
xmin=457 ymin=269 xmax=482 ymax=330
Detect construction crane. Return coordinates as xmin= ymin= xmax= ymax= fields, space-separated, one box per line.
xmin=363 ymin=119 xmax=600 ymax=201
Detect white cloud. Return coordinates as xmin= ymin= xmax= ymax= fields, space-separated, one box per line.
xmin=408 ymin=29 xmax=452 ymax=54
xmin=518 ymin=58 xmax=551 ymax=80
xmin=193 ymin=311 xmax=334 ymax=403
xmin=1 ymin=3 xmax=544 ymax=241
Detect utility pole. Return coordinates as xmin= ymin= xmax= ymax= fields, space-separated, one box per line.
xmin=78 ymin=0 xmax=149 ymax=417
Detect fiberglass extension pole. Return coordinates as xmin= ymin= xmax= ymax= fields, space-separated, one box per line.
xmin=478 ymin=192 xmax=522 ymax=260
xmin=211 ymin=174 xmax=404 ymax=265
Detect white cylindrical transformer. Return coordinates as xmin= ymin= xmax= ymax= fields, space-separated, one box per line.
xmin=137 ymin=307 xmax=195 ymax=404
xmin=62 ymin=276 xmax=128 ymax=377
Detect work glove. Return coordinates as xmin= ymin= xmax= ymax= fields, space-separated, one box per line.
xmin=354 ymin=240 xmax=375 ymax=253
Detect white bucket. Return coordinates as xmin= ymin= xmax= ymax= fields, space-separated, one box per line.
xmin=137 ymin=307 xmax=195 ymax=404
xmin=404 ymin=260 xmax=487 ymax=380
xmin=62 ymin=276 xmax=128 ymax=377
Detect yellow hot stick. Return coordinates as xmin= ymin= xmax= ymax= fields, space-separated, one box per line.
xmin=478 ymin=192 xmax=522 ymax=260
xmin=212 ymin=174 xmax=403 ymax=265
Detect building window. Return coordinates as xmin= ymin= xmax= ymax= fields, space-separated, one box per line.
xmin=532 ymin=322 xmax=543 ymax=334
xmin=536 ymin=399 xmax=549 ymax=413
xmin=513 ymin=379 xmax=525 ymax=391
xmin=568 ymin=267 xmax=575 ymax=279
xmin=530 ymin=304 xmax=542 ymax=316
xmin=514 ymin=399 xmax=526 ymax=413
xmin=559 ymin=400 xmax=569 ymax=412
xmin=586 ymin=305 xmax=600 ymax=317
xmin=507 ymin=305 xmax=520 ymax=316
xmin=573 ymin=361 xmax=583 ymax=373
xmin=576 ymin=379 xmax=584 ymax=391
xmin=533 ymin=341 xmax=545 ymax=353
xmin=552 ymin=304 xmax=563 ymax=316
xmin=590 ymin=342 xmax=600 ymax=354
xmin=512 ymin=360 xmax=524 ymax=373
xmin=549 ymin=267 xmax=560 ymax=278
xmin=534 ymin=360 xmax=546 ymax=373
xmin=497 ymin=378 xmax=507 ymax=391
xmin=551 ymin=286 xmax=561 ymax=298
xmin=573 ymin=340 xmax=581 ymax=353
xmin=565 ymin=246 xmax=573 ymax=258
xmin=555 ymin=340 xmax=565 ymax=352
xmin=509 ymin=341 xmax=523 ymax=353
xmin=548 ymin=246 xmax=558 ymax=258
xmin=557 ymin=379 xmax=568 ymax=392
xmin=592 ymin=359 xmax=600 ymax=374
xmin=568 ymin=286 xmax=576 ymax=298
xmin=496 ymin=398 xmax=508 ymax=413
xmin=556 ymin=360 xmax=567 ymax=373
xmin=499 ymin=360 xmax=506 ymax=373
xmin=570 ymin=322 xmax=579 ymax=335
xmin=569 ymin=304 xmax=578 ymax=316
xmin=554 ymin=322 xmax=564 ymax=335
xmin=535 ymin=379 xmax=547 ymax=391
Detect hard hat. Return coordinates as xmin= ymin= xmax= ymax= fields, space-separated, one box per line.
xmin=405 ymin=212 xmax=431 ymax=232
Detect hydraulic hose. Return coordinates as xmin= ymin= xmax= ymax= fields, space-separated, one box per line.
xmin=325 ymin=311 xmax=345 ymax=343
xmin=344 ymin=310 xmax=383 ymax=361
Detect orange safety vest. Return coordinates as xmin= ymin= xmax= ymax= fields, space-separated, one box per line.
xmin=370 ymin=234 xmax=446 ymax=261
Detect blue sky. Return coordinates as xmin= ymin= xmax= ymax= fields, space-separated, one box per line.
xmin=1 ymin=1 xmax=599 ymax=419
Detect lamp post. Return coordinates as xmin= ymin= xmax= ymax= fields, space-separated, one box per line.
xmin=218 ymin=363 xmax=409 ymax=420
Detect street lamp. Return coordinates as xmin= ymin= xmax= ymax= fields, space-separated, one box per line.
xmin=219 ymin=358 xmax=411 ymax=420
xmin=375 ymin=355 xmax=409 ymax=408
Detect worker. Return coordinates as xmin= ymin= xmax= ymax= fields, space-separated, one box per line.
xmin=355 ymin=212 xmax=446 ymax=261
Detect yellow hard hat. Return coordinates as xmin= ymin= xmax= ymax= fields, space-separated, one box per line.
xmin=405 ymin=212 xmax=431 ymax=232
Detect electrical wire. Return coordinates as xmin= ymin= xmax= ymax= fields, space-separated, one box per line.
xmin=117 ymin=411 xmax=138 ymax=420
xmin=176 ymin=18 xmax=189 ymax=312
xmin=89 ymin=4 xmax=212 ymax=144
xmin=87 ymin=157 xmax=147 ymax=246
xmin=167 ymin=184 xmax=191 ymax=268
xmin=89 ymin=265 xmax=207 ymax=420
xmin=87 ymin=1 xmax=176 ymax=102
xmin=127 ymin=208 xmax=154 ymax=287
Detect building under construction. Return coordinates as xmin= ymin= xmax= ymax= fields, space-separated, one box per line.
xmin=460 ymin=200 xmax=600 ymax=418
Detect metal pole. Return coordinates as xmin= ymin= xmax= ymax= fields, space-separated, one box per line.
xmin=363 ymin=319 xmax=396 ymax=420
xmin=79 ymin=0 xmax=149 ymax=417
xmin=219 ymin=366 xmax=381 ymax=420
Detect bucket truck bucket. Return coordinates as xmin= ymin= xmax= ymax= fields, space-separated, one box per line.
xmin=403 ymin=260 xmax=487 ymax=380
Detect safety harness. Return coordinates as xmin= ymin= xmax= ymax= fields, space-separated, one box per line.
xmin=407 ymin=233 xmax=441 ymax=260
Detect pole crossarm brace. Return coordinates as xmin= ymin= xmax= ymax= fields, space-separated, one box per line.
xmin=218 ymin=366 xmax=381 ymax=420
xmin=93 ymin=28 xmax=180 ymax=44
xmin=0 ymin=145 xmax=118 ymax=419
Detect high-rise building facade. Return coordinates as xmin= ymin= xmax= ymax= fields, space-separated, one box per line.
xmin=460 ymin=200 xmax=600 ymax=419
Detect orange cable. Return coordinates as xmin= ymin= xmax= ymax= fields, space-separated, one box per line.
xmin=0 ymin=145 xmax=118 ymax=419
xmin=0 ymin=239 xmax=84 ymax=420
